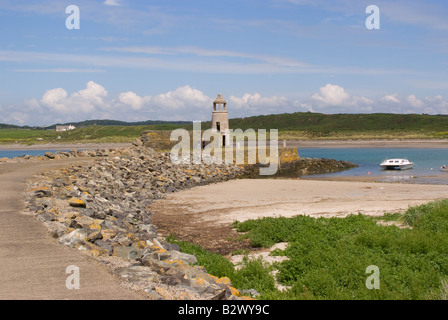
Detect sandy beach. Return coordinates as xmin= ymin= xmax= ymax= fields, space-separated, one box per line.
xmin=151 ymin=178 xmax=448 ymax=225
xmin=0 ymin=138 xmax=446 ymax=151
xmin=149 ymin=177 xmax=448 ymax=255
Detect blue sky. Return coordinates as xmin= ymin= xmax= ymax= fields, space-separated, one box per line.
xmin=1 ymin=0 xmax=448 ymax=126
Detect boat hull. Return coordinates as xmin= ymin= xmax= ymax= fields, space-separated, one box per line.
xmin=380 ymin=164 xmax=414 ymax=170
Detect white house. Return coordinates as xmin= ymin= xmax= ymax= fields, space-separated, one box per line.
xmin=56 ymin=125 xmax=76 ymax=132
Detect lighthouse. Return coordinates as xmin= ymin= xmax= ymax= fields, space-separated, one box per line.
xmin=211 ymin=93 xmax=230 ymax=147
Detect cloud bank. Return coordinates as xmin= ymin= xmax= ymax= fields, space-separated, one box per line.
xmin=2 ymin=81 xmax=448 ymax=126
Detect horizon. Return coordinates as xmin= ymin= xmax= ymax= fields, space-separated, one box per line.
xmin=1 ymin=0 xmax=448 ymax=126
xmin=4 ymin=110 xmax=448 ymax=129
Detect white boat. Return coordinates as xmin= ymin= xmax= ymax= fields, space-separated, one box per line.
xmin=380 ymin=158 xmax=414 ymax=170
xmin=441 ymin=165 xmax=448 ymax=172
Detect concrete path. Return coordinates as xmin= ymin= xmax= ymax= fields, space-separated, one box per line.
xmin=0 ymin=160 xmax=146 ymax=300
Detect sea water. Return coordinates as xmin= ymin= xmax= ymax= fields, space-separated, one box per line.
xmin=0 ymin=150 xmax=69 ymax=159
xmin=298 ymin=148 xmax=448 ymax=185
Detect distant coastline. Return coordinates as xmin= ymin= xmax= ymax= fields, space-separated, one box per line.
xmin=0 ymin=139 xmax=447 ymax=151
xmin=289 ymin=139 xmax=448 ymax=149
xmin=0 ymin=142 xmax=132 ymax=151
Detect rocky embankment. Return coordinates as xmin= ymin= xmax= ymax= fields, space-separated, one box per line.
xmin=14 ymin=143 xmax=358 ymax=300
xmin=243 ymin=157 xmax=358 ymax=178
xmin=294 ymin=157 xmax=358 ymax=176
xmin=24 ymin=146 xmax=250 ymax=300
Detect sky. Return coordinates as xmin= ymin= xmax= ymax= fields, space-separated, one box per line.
xmin=1 ymin=0 xmax=448 ymax=126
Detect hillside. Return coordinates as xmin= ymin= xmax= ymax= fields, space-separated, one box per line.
xmin=228 ymin=112 xmax=448 ymax=132
xmin=45 ymin=119 xmax=191 ymax=130
xmin=0 ymin=123 xmax=22 ymax=129
xmin=2 ymin=112 xmax=448 ymax=145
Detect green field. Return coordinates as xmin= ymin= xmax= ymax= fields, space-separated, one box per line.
xmin=0 ymin=124 xmax=184 ymax=145
xmin=2 ymin=112 xmax=448 ymax=145
xmin=171 ymin=200 xmax=448 ymax=300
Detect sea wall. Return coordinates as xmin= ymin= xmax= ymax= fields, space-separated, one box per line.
xmin=19 ymin=140 xmax=357 ymax=299
xmin=243 ymin=157 xmax=358 ymax=178
xmin=24 ymin=146 xmax=250 ymax=300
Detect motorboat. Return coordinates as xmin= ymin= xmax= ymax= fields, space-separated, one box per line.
xmin=380 ymin=158 xmax=414 ymax=170
xmin=441 ymin=165 xmax=448 ymax=172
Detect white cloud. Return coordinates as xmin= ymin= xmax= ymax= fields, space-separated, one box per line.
xmin=104 ymin=0 xmax=122 ymax=6
xmin=228 ymin=93 xmax=292 ymax=116
xmin=407 ymin=94 xmax=425 ymax=108
xmin=310 ymin=84 xmax=373 ymax=112
xmin=119 ymin=91 xmax=145 ymax=110
xmin=40 ymin=81 xmax=108 ymax=114
xmin=230 ymin=93 xmax=288 ymax=108
xmin=4 ymin=81 xmax=448 ymax=126
xmin=381 ymin=94 xmax=401 ymax=104
xmin=422 ymin=95 xmax=448 ymax=114
xmin=311 ymin=84 xmax=350 ymax=106
xmin=150 ymin=86 xmax=211 ymax=111
xmin=40 ymin=88 xmax=69 ymax=113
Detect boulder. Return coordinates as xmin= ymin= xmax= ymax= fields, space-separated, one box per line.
xmin=44 ymin=152 xmax=55 ymax=159
xmin=68 ymin=198 xmax=86 ymax=208
xmin=58 ymin=229 xmax=88 ymax=247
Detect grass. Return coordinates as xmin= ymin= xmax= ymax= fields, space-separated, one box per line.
xmin=277 ymin=130 xmax=444 ymax=141
xmin=166 ymin=235 xmax=276 ymax=295
xmin=0 ymin=124 xmax=183 ymax=145
xmin=169 ymin=200 xmax=448 ymax=300
xmin=3 ymin=112 xmax=448 ymax=145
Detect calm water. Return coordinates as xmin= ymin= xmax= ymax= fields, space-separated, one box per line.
xmin=0 ymin=150 xmax=69 ymax=158
xmin=3 ymin=147 xmax=448 ymax=185
xmin=298 ymin=148 xmax=448 ymax=185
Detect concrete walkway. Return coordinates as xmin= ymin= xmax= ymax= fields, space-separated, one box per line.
xmin=0 ymin=160 xmax=146 ymax=300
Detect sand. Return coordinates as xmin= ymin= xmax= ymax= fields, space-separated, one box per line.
xmin=1 ymin=138 xmax=446 ymax=151
xmin=152 ymin=178 xmax=448 ymax=225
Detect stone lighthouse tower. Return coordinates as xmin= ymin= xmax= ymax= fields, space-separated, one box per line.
xmin=211 ymin=93 xmax=230 ymax=147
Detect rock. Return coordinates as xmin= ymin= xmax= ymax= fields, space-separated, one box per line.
xmin=94 ymin=240 xmax=114 ymax=255
xmin=163 ymin=242 xmax=181 ymax=251
xmin=33 ymin=188 xmax=52 ymax=198
xmin=112 ymin=246 xmax=142 ymax=260
xmin=58 ymin=229 xmax=88 ymax=247
xmin=44 ymin=152 xmax=55 ymax=159
xmin=87 ymin=230 xmax=103 ymax=242
xmin=68 ymin=198 xmax=87 ymax=208
xmin=118 ymin=266 xmax=159 ymax=283
xmin=132 ymin=139 xmax=143 ymax=147
xmin=25 ymin=144 xmax=251 ymax=300
xmin=167 ymin=251 xmax=198 ymax=264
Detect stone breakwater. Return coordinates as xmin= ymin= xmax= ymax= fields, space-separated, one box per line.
xmin=294 ymin=157 xmax=358 ymax=176
xmin=0 ymin=149 xmax=117 ymax=163
xmin=24 ymin=146 xmax=250 ymax=300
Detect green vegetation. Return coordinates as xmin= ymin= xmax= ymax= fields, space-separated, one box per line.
xmin=0 ymin=124 xmax=187 ymax=145
xmin=172 ymin=200 xmax=448 ymax=300
xmin=2 ymin=112 xmax=448 ymax=145
xmin=230 ymin=112 xmax=448 ymax=133
xmin=166 ymin=236 xmax=277 ymax=295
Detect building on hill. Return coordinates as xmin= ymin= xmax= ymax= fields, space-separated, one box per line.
xmin=211 ymin=93 xmax=230 ymax=147
xmin=56 ymin=125 xmax=76 ymax=132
